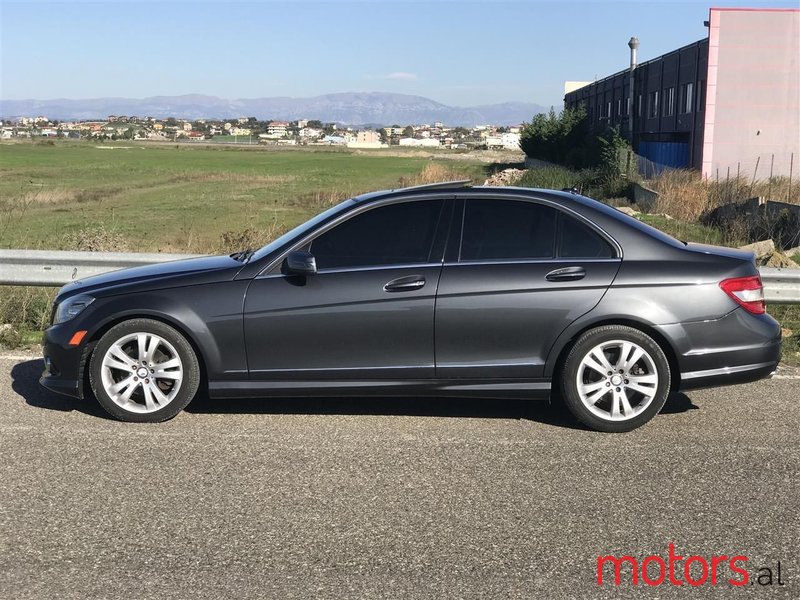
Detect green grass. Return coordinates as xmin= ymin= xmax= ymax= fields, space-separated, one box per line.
xmin=768 ymin=305 xmax=800 ymax=366
xmin=637 ymin=214 xmax=726 ymax=246
xmin=0 ymin=141 xmax=479 ymax=253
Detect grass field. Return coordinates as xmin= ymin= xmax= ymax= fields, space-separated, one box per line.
xmin=0 ymin=141 xmax=482 ymax=253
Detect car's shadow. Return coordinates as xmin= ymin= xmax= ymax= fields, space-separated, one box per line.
xmin=11 ymin=358 xmax=697 ymax=429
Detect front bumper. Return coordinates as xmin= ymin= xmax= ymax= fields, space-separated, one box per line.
xmin=657 ymin=308 xmax=781 ymax=391
xmin=40 ymin=323 xmax=90 ymax=399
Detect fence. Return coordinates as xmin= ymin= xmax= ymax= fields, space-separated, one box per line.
xmin=0 ymin=249 xmax=798 ymax=304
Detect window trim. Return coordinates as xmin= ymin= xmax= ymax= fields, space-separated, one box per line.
xmin=257 ymin=194 xmax=453 ymax=277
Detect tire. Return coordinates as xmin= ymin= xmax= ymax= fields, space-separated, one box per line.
xmin=560 ymin=325 xmax=671 ymax=433
xmin=89 ymin=318 xmax=200 ymax=423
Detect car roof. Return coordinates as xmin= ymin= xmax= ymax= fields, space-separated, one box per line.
xmin=354 ymin=181 xmax=591 ymax=208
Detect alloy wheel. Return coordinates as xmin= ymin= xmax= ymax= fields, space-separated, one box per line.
xmin=99 ymin=332 xmax=184 ymax=413
xmin=575 ymin=339 xmax=659 ymax=422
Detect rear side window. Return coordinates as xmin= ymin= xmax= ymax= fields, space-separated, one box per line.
xmin=310 ymin=199 xmax=444 ymax=270
xmin=558 ymin=214 xmax=615 ymax=258
xmin=460 ymin=199 xmax=557 ymax=260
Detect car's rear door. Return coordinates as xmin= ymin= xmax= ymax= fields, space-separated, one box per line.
xmin=243 ymin=197 xmax=452 ymax=380
xmin=435 ymin=195 xmax=621 ymax=379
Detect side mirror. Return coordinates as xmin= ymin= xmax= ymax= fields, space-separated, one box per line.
xmin=284 ymin=250 xmax=317 ymax=276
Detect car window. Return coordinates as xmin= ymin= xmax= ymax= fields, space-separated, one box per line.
xmin=460 ymin=199 xmax=556 ymax=261
xmin=310 ymin=199 xmax=444 ymax=270
xmin=558 ymin=214 xmax=615 ymax=258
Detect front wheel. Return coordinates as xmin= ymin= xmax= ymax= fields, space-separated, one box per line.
xmin=89 ymin=318 xmax=200 ymax=422
xmin=560 ymin=325 xmax=671 ymax=433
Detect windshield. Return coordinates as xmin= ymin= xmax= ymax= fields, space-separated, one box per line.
xmin=249 ymin=199 xmax=357 ymax=262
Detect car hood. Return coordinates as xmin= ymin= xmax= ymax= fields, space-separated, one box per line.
xmin=56 ymin=255 xmax=244 ymax=300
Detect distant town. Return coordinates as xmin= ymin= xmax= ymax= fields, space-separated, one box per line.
xmin=1 ymin=115 xmax=523 ymax=150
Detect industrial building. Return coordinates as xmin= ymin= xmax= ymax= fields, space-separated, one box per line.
xmin=564 ymin=8 xmax=799 ymax=178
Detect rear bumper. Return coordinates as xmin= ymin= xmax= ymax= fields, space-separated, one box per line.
xmin=678 ymin=361 xmax=776 ymax=390
xmin=657 ymin=309 xmax=781 ymax=391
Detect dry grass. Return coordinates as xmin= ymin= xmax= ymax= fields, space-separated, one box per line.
xmin=174 ymin=171 xmax=299 ymax=185
xmin=0 ymin=286 xmax=56 ymax=334
xmin=650 ymin=169 xmax=799 ymax=221
xmin=62 ymin=224 xmax=129 ymax=252
xmin=397 ymin=162 xmax=470 ymax=187
xmin=15 ymin=188 xmax=77 ymax=205
xmin=215 ymin=219 xmax=288 ymax=253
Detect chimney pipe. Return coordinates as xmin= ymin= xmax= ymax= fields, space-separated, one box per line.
xmin=628 ymin=36 xmax=640 ymax=69
xmin=627 ymin=37 xmax=639 ymax=140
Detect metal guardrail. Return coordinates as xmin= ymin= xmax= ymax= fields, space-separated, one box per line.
xmin=760 ymin=267 xmax=800 ymax=304
xmin=0 ymin=249 xmax=203 ymax=287
xmin=0 ymin=249 xmax=798 ymax=303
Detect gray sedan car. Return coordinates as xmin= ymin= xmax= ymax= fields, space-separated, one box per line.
xmin=41 ymin=182 xmax=781 ymax=431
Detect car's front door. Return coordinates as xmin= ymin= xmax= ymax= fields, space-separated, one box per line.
xmin=243 ymin=197 xmax=450 ymax=380
xmin=435 ymin=196 xmax=621 ymax=379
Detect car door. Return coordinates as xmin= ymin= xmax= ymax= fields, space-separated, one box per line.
xmin=435 ymin=196 xmax=621 ymax=379
xmin=243 ymin=197 xmax=451 ymax=380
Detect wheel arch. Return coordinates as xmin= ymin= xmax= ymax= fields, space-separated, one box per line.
xmin=85 ymin=312 xmax=209 ymax=394
xmin=546 ymin=317 xmax=680 ymax=392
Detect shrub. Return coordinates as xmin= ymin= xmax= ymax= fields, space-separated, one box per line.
xmin=62 ymin=224 xmax=128 ymax=252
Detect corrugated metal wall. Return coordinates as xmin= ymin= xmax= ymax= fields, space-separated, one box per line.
xmin=638 ymin=141 xmax=690 ymax=174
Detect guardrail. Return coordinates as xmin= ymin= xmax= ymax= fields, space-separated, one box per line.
xmin=0 ymin=249 xmax=798 ymax=303
xmin=0 ymin=249 xmax=203 ymax=287
xmin=760 ymin=267 xmax=800 ymax=304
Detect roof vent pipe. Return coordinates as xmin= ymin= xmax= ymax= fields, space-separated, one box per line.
xmin=627 ymin=37 xmax=639 ymax=139
xmin=628 ymin=37 xmax=640 ymax=69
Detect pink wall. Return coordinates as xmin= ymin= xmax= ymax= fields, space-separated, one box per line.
xmin=702 ymin=8 xmax=800 ymax=180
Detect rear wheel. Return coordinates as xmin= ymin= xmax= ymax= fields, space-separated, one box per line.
xmin=89 ymin=319 xmax=200 ymax=422
xmin=560 ymin=325 xmax=670 ymax=432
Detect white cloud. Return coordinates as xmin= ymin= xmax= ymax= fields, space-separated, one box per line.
xmin=384 ymin=72 xmax=417 ymax=81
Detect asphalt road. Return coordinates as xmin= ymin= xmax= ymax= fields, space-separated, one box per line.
xmin=1 ymin=351 xmax=798 ymax=599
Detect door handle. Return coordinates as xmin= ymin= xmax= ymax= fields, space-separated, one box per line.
xmin=384 ymin=275 xmax=426 ymax=292
xmin=545 ymin=266 xmax=586 ymax=282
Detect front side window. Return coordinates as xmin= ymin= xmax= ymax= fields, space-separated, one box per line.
xmin=310 ymin=199 xmax=444 ymax=270
xmin=460 ymin=200 xmax=557 ymax=261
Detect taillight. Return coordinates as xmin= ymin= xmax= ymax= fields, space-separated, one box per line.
xmin=720 ymin=275 xmax=766 ymax=314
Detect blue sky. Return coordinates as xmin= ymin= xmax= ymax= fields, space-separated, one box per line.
xmin=1 ymin=0 xmax=797 ymax=107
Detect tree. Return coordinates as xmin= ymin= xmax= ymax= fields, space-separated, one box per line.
xmin=403 ymin=125 xmax=414 ymax=138
xmin=519 ymin=106 xmax=594 ymax=168
xmin=307 ymin=119 xmax=323 ymax=129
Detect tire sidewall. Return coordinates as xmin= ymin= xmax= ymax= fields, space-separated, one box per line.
xmin=89 ymin=318 xmax=200 ymax=423
xmin=561 ymin=325 xmax=671 ymax=433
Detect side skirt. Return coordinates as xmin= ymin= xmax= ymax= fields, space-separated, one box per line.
xmin=208 ymin=378 xmax=551 ymax=400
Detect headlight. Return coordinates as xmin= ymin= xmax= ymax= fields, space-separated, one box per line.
xmin=54 ymin=294 xmax=95 ymax=324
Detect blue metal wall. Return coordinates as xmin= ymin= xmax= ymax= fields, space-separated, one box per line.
xmin=638 ymin=141 xmax=690 ymax=174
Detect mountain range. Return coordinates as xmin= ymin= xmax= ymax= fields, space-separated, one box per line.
xmin=0 ymin=92 xmax=547 ymax=126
